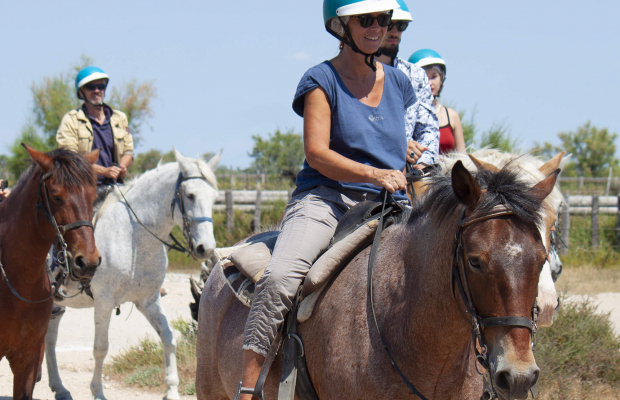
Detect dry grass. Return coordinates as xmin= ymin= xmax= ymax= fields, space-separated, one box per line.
xmin=556 ymin=267 xmax=620 ymax=295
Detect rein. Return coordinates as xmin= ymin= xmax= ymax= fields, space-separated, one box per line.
xmin=114 ymin=172 xmax=213 ymax=257
xmin=1 ymin=172 xmax=94 ymax=304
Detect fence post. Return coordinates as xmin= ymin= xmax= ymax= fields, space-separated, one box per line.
xmin=225 ymin=190 xmax=234 ymax=232
xmin=560 ymin=195 xmax=570 ymax=255
xmin=592 ymin=193 xmax=599 ymax=249
xmin=617 ymin=194 xmax=620 ymax=249
xmin=253 ymin=186 xmax=262 ymax=232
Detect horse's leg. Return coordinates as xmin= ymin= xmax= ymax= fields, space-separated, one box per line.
xmin=90 ymin=301 xmax=114 ymax=400
xmin=9 ymin=341 xmax=45 ymax=400
xmin=45 ymin=310 xmax=73 ymax=400
xmin=136 ymin=295 xmax=180 ymax=400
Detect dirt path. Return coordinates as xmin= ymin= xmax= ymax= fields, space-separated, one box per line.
xmin=0 ymin=272 xmax=199 ymax=400
xmin=1 ymin=269 xmax=619 ymax=399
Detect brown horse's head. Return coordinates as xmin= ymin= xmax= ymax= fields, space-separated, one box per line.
xmin=450 ymin=161 xmax=558 ymax=399
xmin=24 ymin=145 xmax=101 ymax=278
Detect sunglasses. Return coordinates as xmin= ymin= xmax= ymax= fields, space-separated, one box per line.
xmin=352 ymin=13 xmax=392 ymax=28
xmin=83 ymin=83 xmax=107 ymax=91
xmin=388 ymin=20 xmax=409 ymax=32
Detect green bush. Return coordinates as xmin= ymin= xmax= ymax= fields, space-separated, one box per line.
xmin=536 ymin=296 xmax=620 ymax=398
xmin=562 ymin=214 xmax=620 ymax=268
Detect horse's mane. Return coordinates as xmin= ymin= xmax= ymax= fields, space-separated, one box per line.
xmin=410 ymin=164 xmax=543 ymax=227
xmin=13 ymin=148 xmax=96 ymax=193
xmin=95 ymin=156 xmax=218 ymax=221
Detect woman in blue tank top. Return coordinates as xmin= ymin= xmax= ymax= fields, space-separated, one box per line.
xmin=238 ymin=1 xmax=415 ymax=396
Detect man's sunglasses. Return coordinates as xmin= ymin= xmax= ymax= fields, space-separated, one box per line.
xmin=352 ymin=13 xmax=392 ymax=28
xmin=388 ymin=21 xmax=409 ymax=32
xmin=83 ymin=83 xmax=107 ymax=91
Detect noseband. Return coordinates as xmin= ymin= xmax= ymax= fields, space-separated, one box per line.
xmin=0 ymin=171 xmax=94 ymax=304
xmin=452 ymin=205 xmax=540 ymax=399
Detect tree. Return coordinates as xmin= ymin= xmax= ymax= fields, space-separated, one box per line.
xmin=478 ymin=122 xmax=518 ymax=153
xmin=4 ymin=56 xmax=157 ymax=180
xmin=533 ymin=122 xmax=618 ymax=177
xmin=249 ymin=129 xmax=304 ymax=182
xmin=458 ymin=109 xmax=477 ymax=148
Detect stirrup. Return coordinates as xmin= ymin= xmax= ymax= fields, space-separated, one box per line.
xmin=234 ymin=381 xmax=264 ymax=400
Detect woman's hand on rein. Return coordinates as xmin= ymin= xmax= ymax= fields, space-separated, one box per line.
xmin=371 ymin=169 xmax=407 ymax=193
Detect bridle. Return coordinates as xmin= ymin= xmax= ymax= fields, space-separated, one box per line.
xmin=368 ymin=193 xmax=540 ymax=400
xmin=169 ymin=172 xmax=214 ymax=255
xmin=0 ymin=171 xmax=94 ymax=303
xmin=115 ymin=172 xmax=213 ymax=257
xmin=452 ymin=205 xmax=540 ymax=400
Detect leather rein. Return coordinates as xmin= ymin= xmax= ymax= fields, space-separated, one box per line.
xmin=115 ymin=172 xmax=213 ymax=257
xmin=368 ymin=194 xmax=539 ymax=400
xmin=0 ymin=171 xmax=94 ymax=304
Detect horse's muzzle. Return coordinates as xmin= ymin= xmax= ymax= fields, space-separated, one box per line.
xmin=493 ymin=365 xmax=539 ymax=400
xmin=71 ymin=252 xmax=102 ymax=278
xmin=192 ymin=244 xmax=214 ymax=261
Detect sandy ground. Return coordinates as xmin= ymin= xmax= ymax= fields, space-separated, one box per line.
xmin=1 ymin=270 xmax=619 ymax=399
xmin=0 ymin=272 xmax=199 ymax=400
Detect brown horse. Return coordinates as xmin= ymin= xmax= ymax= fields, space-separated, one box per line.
xmin=197 ymin=161 xmax=559 ymax=400
xmin=0 ymin=145 xmax=100 ymax=400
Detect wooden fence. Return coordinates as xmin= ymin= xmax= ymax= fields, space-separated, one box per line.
xmin=214 ymin=190 xmax=620 ymax=253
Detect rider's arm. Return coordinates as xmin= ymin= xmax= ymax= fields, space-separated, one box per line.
xmin=408 ymin=70 xmax=439 ymax=166
xmin=449 ymin=108 xmax=466 ymax=153
xmin=56 ymin=113 xmax=80 ymax=152
xmin=303 ymin=87 xmax=406 ymax=193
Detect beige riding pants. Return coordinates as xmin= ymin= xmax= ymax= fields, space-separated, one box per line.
xmin=242 ymin=185 xmax=358 ymax=356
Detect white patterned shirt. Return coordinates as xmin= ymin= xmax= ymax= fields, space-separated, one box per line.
xmin=394 ymin=57 xmax=439 ymax=165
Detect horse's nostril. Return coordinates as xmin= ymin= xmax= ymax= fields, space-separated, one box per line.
xmin=195 ymin=245 xmax=206 ymax=256
xmin=494 ymin=370 xmax=514 ymax=393
xmin=97 ymin=256 xmax=102 ymax=267
xmin=75 ymin=256 xmax=86 ymax=269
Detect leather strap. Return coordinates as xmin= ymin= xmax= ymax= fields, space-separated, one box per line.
xmin=481 ymin=316 xmax=533 ymax=331
xmin=252 ymin=326 xmax=284 ymax=398
xmin=58 ymin=220 xmax=93 ymax=234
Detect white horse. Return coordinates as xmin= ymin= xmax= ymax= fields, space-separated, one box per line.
xmin=45 ymin=149 xmax=221 ymax=400
xmin=438 ymin=149 xmax=569 ymax=326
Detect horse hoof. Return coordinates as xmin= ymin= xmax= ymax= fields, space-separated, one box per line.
xmin=55 ymin=393 xmax=74 ymax=400
xmin=164 ymin=391 xmax=181 ymax=400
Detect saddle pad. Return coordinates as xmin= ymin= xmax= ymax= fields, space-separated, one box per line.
xmin=221 ymin=260 xmax=256 ymax=307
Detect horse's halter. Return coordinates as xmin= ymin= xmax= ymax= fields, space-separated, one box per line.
xmin=169 ymin=172 xmax=214 ymax=255
xmin=452 ymin=204 xmax=540 ymax=400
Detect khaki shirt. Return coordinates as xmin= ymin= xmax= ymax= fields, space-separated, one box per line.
xmin=56 ymin=105 xmax=134 ymax=163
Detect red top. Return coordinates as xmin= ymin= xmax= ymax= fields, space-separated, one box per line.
xmin=438 ymin=106 xmax=454 ymax=154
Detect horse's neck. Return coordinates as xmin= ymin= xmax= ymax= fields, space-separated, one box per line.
xmin=384 ymin=216 xmax=476 ymax=395
xmin=0 ymin=174 xmax=55 ymax=271
xmin=123 ymin=166 xmax=179 ymax=238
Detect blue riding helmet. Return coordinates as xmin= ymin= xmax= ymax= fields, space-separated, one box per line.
xmin=409 ymin=49 xmax=446 ymax=73
xmin=392 ymin=0 xmax=412 ymax=21
xmin=323 ymin=0 xmax=400 ymax=24
xmin=75 ymin=67 xmax=109 ymax=99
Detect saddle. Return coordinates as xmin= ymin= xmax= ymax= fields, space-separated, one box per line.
xmin=229 ymin=191 xmax=407 ymax=400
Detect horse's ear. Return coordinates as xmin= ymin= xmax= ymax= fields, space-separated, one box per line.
xmin=207 ymin=149 xmax=223 ymax=171
xmin=173 ymin=147 xmax=190 ymax=175
xmin=83 ymin=149 xmax=100 ymax=165
xmin=538 ymin=151 xmax=566 ymax=176
xmin=468 ymin=154 xmax=500 ymax=173
xmin=452 ymin=160 xmax=481 ymax=209
xmin=22 ymin=143 xmax=53 ymax=173
xmin=529 ymin=169 xmax=560 ymax=203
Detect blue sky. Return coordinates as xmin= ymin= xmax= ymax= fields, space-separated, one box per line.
xmin=1 ymin=1 xmax=618 ymax=169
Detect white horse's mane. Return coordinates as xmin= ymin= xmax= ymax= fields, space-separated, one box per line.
xmin=94 ymin=156 xmax=218 ymax=224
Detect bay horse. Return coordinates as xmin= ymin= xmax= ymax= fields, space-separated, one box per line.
xmin=0 ymin=145 xmax=100 ymax=400
xmin=45 ymin=149 xmax=221 ymax=400
xmin=196 ymin=161 xmax=558 ymax=400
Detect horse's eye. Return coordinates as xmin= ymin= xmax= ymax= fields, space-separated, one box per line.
xmin=52 ymin=195 xmax=62 ymax=203
xmin=468 ymin=257 xmax=481 ymax=270
xmin=187 ymin=193 xmax=195 ymax=201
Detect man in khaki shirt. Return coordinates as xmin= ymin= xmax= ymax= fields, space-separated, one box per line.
xmin=57 ymin=66 xmax=133 ymax=185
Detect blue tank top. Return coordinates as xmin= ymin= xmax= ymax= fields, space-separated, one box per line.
xmin=292 ymin=61 xmax=415 ymax=201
